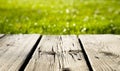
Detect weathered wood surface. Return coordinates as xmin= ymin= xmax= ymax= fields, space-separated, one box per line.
xmin=0 ymin=34 xmax=40 ymax=71
xmin=25 ymin=35 xmax=88 ymax=71
xmin=79 ymin=35 xmax=120 ymax=71
xmin=0 ymin=34 xmax=120 ymax=71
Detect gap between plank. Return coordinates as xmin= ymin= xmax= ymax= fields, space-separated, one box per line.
xmin=78 ymin=37 xmax=93 ymax=71
xmin=0 ymin=34 xmax=6 ymax=39
xmin=19 ymin=35 xmax=42 ymax=71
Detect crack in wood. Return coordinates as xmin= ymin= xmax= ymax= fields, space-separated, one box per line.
xmin=94 ymin=56 xmax=99 ymax=59
xmin=99 ymin=51 xmax=119 ymax=57
xmin=69 ymin=50 xmax=82 ymax=53
xmin=38 ymin=48 xmax=41 ymax=58
xmin=60 ymin=36 xmax=62 ymax=41
xmin=62 ymin=68 xmax=71 ymax=71
xmin=40 ymin=51 xmax=56 ymax=55
xmin=72 ymin=43 xmax=74 ymax=47
xmin=69 ymin=53 xmax=76 ymax=61
xmin=68 ymin=50 xmax=82 ymax=61
xmin=52 ymin=46 xmax=56 ymax=63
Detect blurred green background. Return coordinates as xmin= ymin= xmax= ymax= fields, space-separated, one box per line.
xmin=0 ymin=0 xmax=120 ymax=34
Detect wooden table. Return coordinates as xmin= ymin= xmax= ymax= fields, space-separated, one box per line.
xmin=0 ymin=34 xmax=120 ymax=71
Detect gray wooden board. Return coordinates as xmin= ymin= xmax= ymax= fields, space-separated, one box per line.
xmin=25 ymin=35 xmax=89 ymax=71
xmin=0 ymin=34 xmax=4 ymax=36
xmin=0 ymin=34 xmax=40 ymax=71
xmin=79 ymin=35 xmax=120 ymax=71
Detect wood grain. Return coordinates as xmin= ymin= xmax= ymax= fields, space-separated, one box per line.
xmin=79 ymin=35 xmax=120 ymax=71
xmin=25 ymin=35 xmax=88 ymax=71
xmin=0 ymin=34 xmax=40 ymax=71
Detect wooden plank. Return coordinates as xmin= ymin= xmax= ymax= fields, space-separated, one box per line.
xmin=0 ymin=34 xmax=4 ymax=36
xmin=79 ymin=35 xmax=120 ymax=71
xmin=114 ymin=35 xmax=120 ymax=39
xmin=0 ymin=34 xmax=40 ymax=71
xmin=25 ymin=35 xmax=89 ymax=71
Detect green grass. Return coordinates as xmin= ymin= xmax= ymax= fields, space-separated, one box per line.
xmin=0 ymin=0 xmax=120 ymax=34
